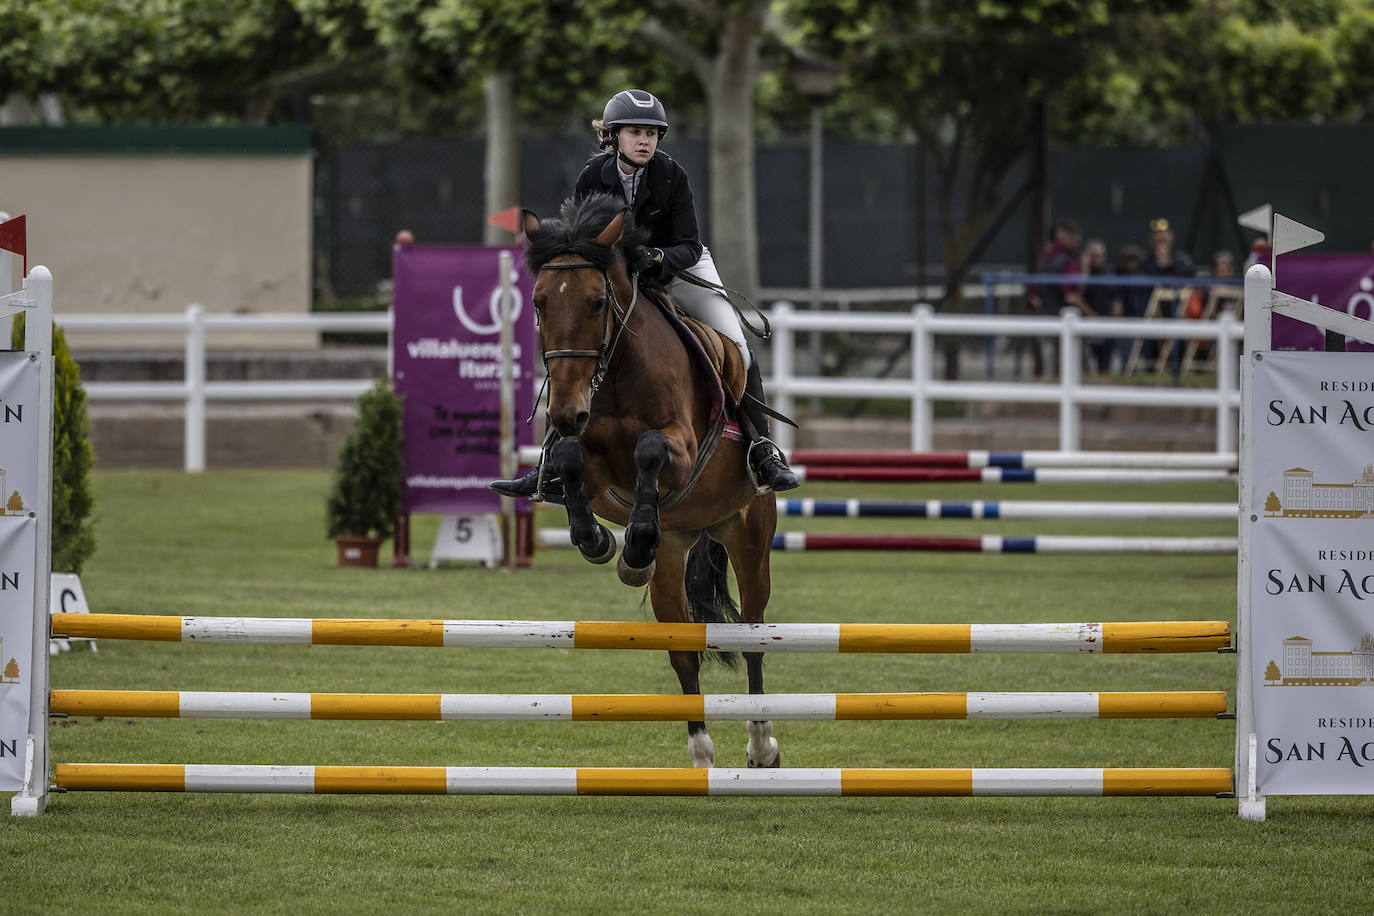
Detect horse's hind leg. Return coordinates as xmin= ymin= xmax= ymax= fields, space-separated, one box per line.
xmin=651 ymin=534 xmax=713 ymax=767
xmin=550 ymin=437 xmax=616 ymax=564
xmin=720 ymin=498 xmax=779 ymax=768
xmin=617 ymin=430 xmax=668 ymax=587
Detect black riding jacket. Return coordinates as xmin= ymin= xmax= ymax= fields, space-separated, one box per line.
xmin=573 ymin=150 xmax=703 ymax=280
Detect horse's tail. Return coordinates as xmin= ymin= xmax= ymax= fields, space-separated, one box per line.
xmin=684 ymin=531 xmax=740 ymax=668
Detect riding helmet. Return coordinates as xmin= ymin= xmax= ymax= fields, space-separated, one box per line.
xmin=601 ymin=89 xmax=669 ymax=137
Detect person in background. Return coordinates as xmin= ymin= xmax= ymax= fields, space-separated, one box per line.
xmin=1022 ymin=217 xmax=1084 ymax=377
xmin=1115 ymin=244 xmax=1149 ymax=372
xmin=1144 ymin=217 xmax=1195 ymax=278
xmin=1142 ymin=218 xmax=1195 ymax=369
xmin=1244 ymin=237 xmax=1271 ymax=273
xmin=1079 ymin=238 xmax=1121 ymax=375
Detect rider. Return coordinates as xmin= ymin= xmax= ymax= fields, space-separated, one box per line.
xmin=491 ymin=88 xmax=798 ymax=498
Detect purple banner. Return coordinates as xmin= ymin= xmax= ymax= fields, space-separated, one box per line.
xmin=392 ymin=245 xmax=537 ymax=514
xmin=1271 ymin=254 xmax=1374 ymax=352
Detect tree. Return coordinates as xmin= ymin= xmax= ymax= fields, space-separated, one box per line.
xmin=789 ymin=0 xmax=1187 ymax=375
xmin=1265 ymin=491 xmax=1282 ymax=515
xmin=1264 ymin=660 xmax=1281 ymax=684
xmin=7 ymin=491 xmax=22 ymax=514
xmin=2 ymin=656 xmax=18 ymax=683
xmin=622 ymin=0 xmax=781 ymax=303
xmin=787 ymin=0 xmax=1374 ymax=374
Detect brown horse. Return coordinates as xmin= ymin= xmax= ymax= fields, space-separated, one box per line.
xmin=521 ymin=193 xmax=779 ymax=768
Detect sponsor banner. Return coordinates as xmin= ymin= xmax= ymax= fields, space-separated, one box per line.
xmin=0 ymin=351 xmax=40 ymax=791
xmin=1250 ymin=351 xmax=1374 ymax=794
xmin=1271 ymin=254 xmax=1374 ymax=352
xmin=392 ymin=246 xmax=538 ymax=515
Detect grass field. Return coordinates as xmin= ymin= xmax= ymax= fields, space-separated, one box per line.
xmin=4 ymin=469 xmax=1367 ymax=913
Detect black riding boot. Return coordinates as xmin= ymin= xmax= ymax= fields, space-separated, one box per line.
xmin=489 ymin=466 xmax=565 ymax=504
xmin=740 ymin=361 xmax=799 ymax=493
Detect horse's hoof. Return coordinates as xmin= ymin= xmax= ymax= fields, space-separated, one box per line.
xmin=747 ymin=724 xmax=781 ymax=768
xmin=747 ymin=744 xmax=781 ymax=769
xmin=580 ymin=526 xmax=617 ymax=565
xmin=617 ymin=553 xmax=656 ymax=587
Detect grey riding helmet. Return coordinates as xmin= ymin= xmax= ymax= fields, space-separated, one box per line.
xmin=602 ymin=89 xmax=669 ymax=137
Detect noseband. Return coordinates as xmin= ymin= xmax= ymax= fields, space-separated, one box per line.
xmin=538 ymin=258 xmax=640 ymax=396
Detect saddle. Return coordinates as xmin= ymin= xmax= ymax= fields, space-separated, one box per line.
xmin=675 ymin=314 xmax=747 ymax=405
xmin=598 ymin=293 xmax=745 ymax=513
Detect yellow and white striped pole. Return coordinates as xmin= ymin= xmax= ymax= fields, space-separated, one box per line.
xmin=50 ymin=615 xmax=1231 ymax=654
xmin=55 ymin=764 xmax=1235 ymax=797
xmin=49 ymin=690 xmax=1229 ymax=721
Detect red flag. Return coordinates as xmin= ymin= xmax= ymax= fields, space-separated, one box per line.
xmin=486 ymin=206 xmax=520 ymax=234
xmin=0 ymin=214 xmax=26 ymax=276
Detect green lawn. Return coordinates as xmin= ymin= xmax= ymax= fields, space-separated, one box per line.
xmin=4 ymin=470 xmax=1364 ymax=914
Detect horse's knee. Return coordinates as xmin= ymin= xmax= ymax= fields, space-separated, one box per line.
xmin=550 ymin=437 xmax=584 ymax=476
xmin=634 ymin=430 xmax=670 ymax=473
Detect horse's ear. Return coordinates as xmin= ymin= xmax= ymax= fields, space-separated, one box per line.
xmin=518 ymin=209 xmax=541 ymax=245
xmin=594 ymin=209 xmax=627 ymax=248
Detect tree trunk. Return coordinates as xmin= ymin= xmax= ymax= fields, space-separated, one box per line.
xmin=701 ymin=13 xmax=761 ymax=304
xmin=483 ymin=72 xmax=519 ymax=245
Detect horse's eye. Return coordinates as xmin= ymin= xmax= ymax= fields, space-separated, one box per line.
xmin=532 ymin=298 xmax=544 ymax=315
xmin=593 ymin=297 xmax=608 ymax=313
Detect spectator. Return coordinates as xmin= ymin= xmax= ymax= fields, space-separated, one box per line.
xmin=1212 ymin=249 xmax=1236 ymax=278
xmin=1144 ymin=218 xmax=1195 ymax=278
xmin=1116 ymin=244 xmax=1149 ymax=372
xmin=1243 ymin=237 xmax=1271 ymax=273
xmin=1143 ymin=218 xmax=1195 ymax=371
xmin=1021 ymin=217 xmax=1084 ymax=377
xmin=1079 ymin=238 xmax=1120 ymax=374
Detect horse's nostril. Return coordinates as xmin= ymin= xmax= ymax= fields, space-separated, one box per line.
xmin=574 ymin=411 xmax=590 ymax=432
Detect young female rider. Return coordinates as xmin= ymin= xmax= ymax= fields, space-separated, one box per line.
xmin=492 ymin=88 xmax=798 ymax=498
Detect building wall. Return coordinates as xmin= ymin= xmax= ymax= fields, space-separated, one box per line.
xmin=0 ymin=127 xmax=312 ymax=348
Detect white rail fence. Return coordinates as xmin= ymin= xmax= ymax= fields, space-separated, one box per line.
xmin=61 ymin=302 xmax=1242 ymax=471
xmin=767 ymin=301 xmax=1243 ymax=454
xmin=64 ymin=306 xmax=392 ymax=472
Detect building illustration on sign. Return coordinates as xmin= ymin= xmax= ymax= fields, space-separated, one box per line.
xmin=0 ymin=638 xmax=17 ymax=685
xmin=1265 ymin=464 xmax=1374 ymax=518
xmin=1264 ymin=633 xmax=1374 ymax=686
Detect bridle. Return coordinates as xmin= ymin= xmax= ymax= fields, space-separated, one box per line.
xmin=537 ymin=257 xmax=640 ymax=397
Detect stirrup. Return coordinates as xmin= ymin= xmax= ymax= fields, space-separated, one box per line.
xmin=490 ymin=467 xmax=565 ymax=504
xmin=747 ymin=438 xmax=799 ymax=494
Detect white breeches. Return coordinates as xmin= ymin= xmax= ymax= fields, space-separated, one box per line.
xmin=668 ymin=246 xmax=751 ymax=369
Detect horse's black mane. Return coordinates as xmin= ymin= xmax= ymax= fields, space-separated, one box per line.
xmin=523 ymin=192 xmax=660 ymax=290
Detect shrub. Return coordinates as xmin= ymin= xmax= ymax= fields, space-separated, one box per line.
xmin=326 ymin=377 xmax=403 ymax=539
xmin=12 ymin=315 xmax=96 ymax=573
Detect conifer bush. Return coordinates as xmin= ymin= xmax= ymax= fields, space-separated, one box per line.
xmin=13 ymin=315 xmax=96 ymax=573
xmin=326 ymin=377 xmax=403 ymax=540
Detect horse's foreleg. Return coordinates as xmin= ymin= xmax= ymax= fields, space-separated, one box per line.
xmin=617 ymin=430 xmax=668 ymax=587
xmin=549 ymin=437 xmax=616 ymax=565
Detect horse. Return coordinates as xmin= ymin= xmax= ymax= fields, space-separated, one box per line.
xmin=520 ymin=193 xmax=780 ymax=769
